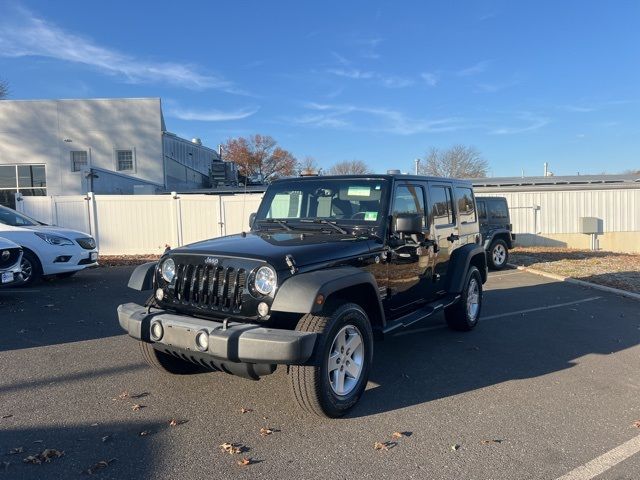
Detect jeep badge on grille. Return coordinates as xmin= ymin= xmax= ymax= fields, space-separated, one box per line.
xmin=204 ymin=257 xmax=219 ymax=265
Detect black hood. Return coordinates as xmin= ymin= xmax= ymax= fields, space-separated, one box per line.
xmin=172 ymin=231 xmax=376 ymax=271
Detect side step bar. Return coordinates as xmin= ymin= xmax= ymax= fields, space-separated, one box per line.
xmin=382 ymin=294 xmax=460 ymax=335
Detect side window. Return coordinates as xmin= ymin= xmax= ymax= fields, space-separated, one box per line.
xmin=430 ymin=185 xmax=455 ymax=227
xmin=490 ymin=201 xmax=509 ymax=220
xmin=392 ymin=185 xmax=425 ymax=226
xmin=478 ymin=201 xmax=487 ymax=220
xmin=455 ymin=187 xmax=476 ymax=224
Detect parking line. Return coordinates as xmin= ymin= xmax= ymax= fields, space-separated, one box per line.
xmin=555 ymin=434 xmax=640 ymax=480
xmin=482 ymin=296 xmax=601 ymax=321
xmin=392 ymin=296 xmax=601 ymax=337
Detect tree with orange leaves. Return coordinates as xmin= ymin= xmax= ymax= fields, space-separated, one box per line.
xmin=222 ymin=134 xmax=298 ymax=183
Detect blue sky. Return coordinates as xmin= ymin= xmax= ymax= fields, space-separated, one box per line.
xmin=0 ymin=0 xmax=638 ymax=176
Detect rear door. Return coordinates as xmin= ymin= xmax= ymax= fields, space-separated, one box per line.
xmin=427 ymin=182 xmax=457 ymax=293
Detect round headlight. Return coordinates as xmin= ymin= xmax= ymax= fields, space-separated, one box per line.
xmin=1 ymin=250 xmax=9 ymax=261
xmin=161 ymin=258 xmax=176 ymax=283
xmin=254 ymin=266 xmax=276 ymax=295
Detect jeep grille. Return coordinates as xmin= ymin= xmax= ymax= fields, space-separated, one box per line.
xmin=172 ymin=262 xmax=246 ymax=313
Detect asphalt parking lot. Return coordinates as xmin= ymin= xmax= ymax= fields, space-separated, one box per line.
xmin=1 ymin=267 xmax=640 ymax=479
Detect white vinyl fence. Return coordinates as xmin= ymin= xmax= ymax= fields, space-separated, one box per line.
xmin=16 ymin=192 xmax=263 ymax=255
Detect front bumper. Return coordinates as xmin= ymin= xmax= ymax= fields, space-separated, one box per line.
xmin=118 ymin=302 xmax=317 ymax=366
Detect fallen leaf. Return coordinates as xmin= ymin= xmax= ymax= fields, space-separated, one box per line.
xmin=632 ymin=420 xmax=640 ymax=429
xmin=220 ymin=443 xmax=243 ymax=455
xmin=373 ymin=442 xmax=389 ymax=451
xmin=139 ymin=431 xmax=150 ymax=437
xmin=451 ymin=444 xmax=461 ymax=451
xmin=391 ymin=432 xmax=404 ymax=440
xmin=259 ymin=428 xmax=273 ymax=436
xmin=8 ymin=447 xmax=24 ymax=454
xmin=240 ymin=408 xmax=253 ymax=414
xmin=131 ymin=404 xmax=144 ymax=411
xmin=237 ymin=457 xmax=252 ymax=466
xmin=101 ymin=435 xmax=111 ymax=443
xmin=90 ymin=423 xmax=99 ymax=427
xmin=83 ymin=458 xmax=116 ymax=475
xmin=23 ymin=455 xmax=41 ymax=465
xmin=481 ymin=439 xmax=503 ymax=444
xmin=169 ymin=419 xmax=178 ymax=427
xmin=40 ymin=449 xmax=64 ymax=462
xmin=113 ymin=391 xmax=130 ymax=401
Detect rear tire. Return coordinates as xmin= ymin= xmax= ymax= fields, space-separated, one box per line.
xmin=138 ymin=341 xmax=203 ymax=375
xmin=488 ymin=239 xmax=509 ymax=270
xmin=289 ymin=303 xmax=373 ymax=418
xmin=445 ymin=266 xmax=482 ymax=331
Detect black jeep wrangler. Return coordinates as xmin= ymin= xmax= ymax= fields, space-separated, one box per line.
xmin=118 ymin=174 xmax=487 ymax=417
xmin=476 ymin=196 xmax=516 ymax=270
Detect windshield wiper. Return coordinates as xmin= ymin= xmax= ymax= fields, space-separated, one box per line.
xmin=299 ymin=218 xmax=348 ymax=234
xmin=257 ymin=218 xmax=293 ymax=231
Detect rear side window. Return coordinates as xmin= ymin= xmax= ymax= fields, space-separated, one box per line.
xmin=490 ymin=200 xmax=509 ymax=220
xmin=455 ymin=187 xmax=476 ymax=224
xmin=478 ymin=201 xmax=487 ymax=220
xmin=430 ymin=185 xmax=455 ymax=227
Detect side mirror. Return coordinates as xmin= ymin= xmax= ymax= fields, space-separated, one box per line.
xmin=249 ymin=212 xmax=257 ymax=229
xmin=393 ymin=213 xmax=422 ymax=234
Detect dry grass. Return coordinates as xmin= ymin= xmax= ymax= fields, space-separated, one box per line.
xmin=510 ymin=247 xmax=640 ymax=293
xmin=98 ymin=255 xmax=161 ymax=267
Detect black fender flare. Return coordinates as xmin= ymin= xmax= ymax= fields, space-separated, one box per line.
xmin=128 ymin=261 xmax=157 ymax=291
xmin=271 ymin=266 xmax=385 ymax=319
xmin=483 ymin=229 xmax=513 ymax=249
xmin=445 ymin=244 xmax=487 ymax=293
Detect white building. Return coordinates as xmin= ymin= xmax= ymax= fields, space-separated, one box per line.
xmin=0 ymin=97 xmax=234 ymax=208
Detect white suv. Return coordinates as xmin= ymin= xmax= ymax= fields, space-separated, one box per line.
xmin=0 ymin=205 xmax=99 ymax=286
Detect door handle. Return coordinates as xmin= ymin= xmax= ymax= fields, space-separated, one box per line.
xmin=447 ymin=233 xmax=459 ymax=242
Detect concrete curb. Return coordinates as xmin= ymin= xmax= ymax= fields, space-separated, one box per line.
xmin=508 ymin=264 xmax=640 ymax=302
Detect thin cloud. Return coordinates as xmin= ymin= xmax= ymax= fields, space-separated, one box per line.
xmin=290 ymin=102 xmax=467 ymax=135
xmin=168 ymin=106 xmax=259 ymax=122
xmin=457 ymin=60 xmax=491 ymax=77
xmin=421 ymin=72 xmax=439 ymax=87
xmin=326 ymin=68 xmax=414 ymax=88
xmin=490 ymin=113 xmax=550 ymax=135
xmin=0 ymin=6 xmax=244 ymax=93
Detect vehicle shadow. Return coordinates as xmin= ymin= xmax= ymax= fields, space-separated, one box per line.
xmin=350 ymin=280 xmax=640 ymax=418
xmin=0 ymin=266 xmax=146 ymax=352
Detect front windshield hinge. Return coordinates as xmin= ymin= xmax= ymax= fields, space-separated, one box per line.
xmin=285 ymin=254 xmax=298 ymax=274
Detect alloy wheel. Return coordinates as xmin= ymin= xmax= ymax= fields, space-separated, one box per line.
xmin=327 ymin=325 xmax=364 ymax=396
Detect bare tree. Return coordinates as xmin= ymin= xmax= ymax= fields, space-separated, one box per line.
xmin=418 ymin=145 xmax=488 ymax=178
xmin=329 ymin=160 xmax=372 ymax=175
xmin=299 ymin=156 xmax=320 ymax=176
xmin=222 ymin=134 xmax=298 ymax=182
xmin=0 ymin=79 xmax=8 ymax=100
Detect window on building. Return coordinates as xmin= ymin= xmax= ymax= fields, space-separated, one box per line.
xmin=455 ymin=187 xmax=476 ymax=224
xmin=430 ymin=185 xmax=455 ymax=227
xmin=117 ymin=150 xmax=134 ymax=171
xmin=71 ymin=151 xmax=88 ymax=172
xmin=0 ymin=164 xmax=47 ymax=208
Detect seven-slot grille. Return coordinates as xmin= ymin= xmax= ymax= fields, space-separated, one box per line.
xmin=171 ymin=262 xmax=246 ymax=313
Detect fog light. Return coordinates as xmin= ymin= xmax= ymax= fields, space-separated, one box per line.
xmin=155 ymin=288 xmax=164 ymax=301
xmin=257 ymin=302 xmax=269 ymax=317
xmin=195 ymin=330 xmax=209 ymax=351
xmin=150 ymin=321 xmax=163 ymax=341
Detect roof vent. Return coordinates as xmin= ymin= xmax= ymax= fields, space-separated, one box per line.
xmin=191 ymin=138 xmax=202 ymax=145
xmin=387 ymin=169 xmax=402 ymax=175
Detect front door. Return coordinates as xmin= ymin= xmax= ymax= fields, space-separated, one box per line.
xmin=386 ymin=182 xmax=432 ymax=314
xmin=427 ymin=182 xmax=458 ymax=294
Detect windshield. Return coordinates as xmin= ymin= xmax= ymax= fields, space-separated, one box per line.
xmin=0 ymin=205 xmax=40 ymax=227
xmin=255 ymin=178 xmax=389 ymax=229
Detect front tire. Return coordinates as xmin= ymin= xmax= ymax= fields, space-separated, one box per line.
xmin=17 ymin=250 xmax=42 ymax=287
xmin=488 ymin=239 xmax=509 ymax=270
xmin=445 ymin=266 xmax=482 ymax=331
xmin=138 ymin=341 xmax=203 ymax=375
xmin=289 ymin=303 xmax=373 ymax=418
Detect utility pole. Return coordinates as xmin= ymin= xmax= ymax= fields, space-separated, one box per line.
xmin=414 ymin=158 xmax=420 ymax=175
